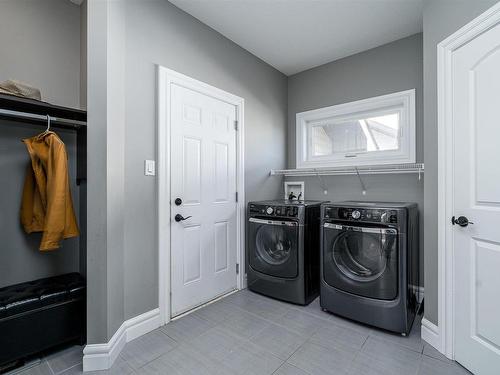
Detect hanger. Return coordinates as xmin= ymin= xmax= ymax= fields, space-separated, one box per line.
xmin=35 ymin=115 xmax=52 ymax=139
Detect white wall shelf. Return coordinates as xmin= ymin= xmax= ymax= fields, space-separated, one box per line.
xmin=270 ymin=163 xmax=424 ymax=177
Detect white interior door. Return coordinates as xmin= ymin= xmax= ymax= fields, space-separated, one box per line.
xmin=452 ymin=19 xmax=500 ymax=375
xmin=170 ymin=83 xmax=237 ymax=317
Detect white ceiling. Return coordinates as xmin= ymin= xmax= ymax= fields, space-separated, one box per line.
xmin=169 ymin=0 xmax=423 ymax=76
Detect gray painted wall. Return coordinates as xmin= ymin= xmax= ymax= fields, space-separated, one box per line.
xmin=122 ymin=0 xmax=287 ymax=320
xmin=286 ymin=34 xmax=424 ymax=282
xmin=422 ymin=0 xmax=498 ymax=325
xmin=80 ymin=0 xmax=87 ymax=110
xmin=0 ymin=0 xmax=81 ymax=109
xmin=86 ymin=0 xmax=110 ymax=343
xmin=0 ymin=1 xmax=82 ymax=288
xmin=86 ymin=0 xmax=129 ymax=343
xmin=106 ymin=0 xmax=126 ymax=340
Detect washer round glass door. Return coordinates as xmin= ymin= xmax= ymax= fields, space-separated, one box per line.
xmin=256 ymin=225 xmax=292 ymax=265
xmin=323 ymin=223 xmax=398 ymax=300
xmin=249 ymin=218 xmax=299 ymax=278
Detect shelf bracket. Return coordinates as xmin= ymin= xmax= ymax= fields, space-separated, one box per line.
xmin=355 ymin=167 xmax=367 ymax=195
xmin=315 ymin=170 xmax=328 ymax=195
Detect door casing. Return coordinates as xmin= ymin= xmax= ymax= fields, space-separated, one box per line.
xmin=436 ymin=1 xmax=500 ymax=360
xmin=157 ymin=66 xmax=246 ymax=325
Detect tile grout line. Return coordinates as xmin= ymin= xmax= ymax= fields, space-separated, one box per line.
xmin=118 ymin=329 xmax=181 ymax=371
xmin=45 ymin=359 xmax=56 ymax=375
xmin=226 ymin=299 xmax=291 ymax=323
xmin=272 ymin=361 xmax=313 ymax=375
xmin=135 ymin=333 xmax=181 ymax=371
xmin=346 ymin=336 xmax=371 ymax=375
xmin=276 ymin=337 xmax=314 ymax=375
xmin=57 ymin=362 xmax=82 ymax=375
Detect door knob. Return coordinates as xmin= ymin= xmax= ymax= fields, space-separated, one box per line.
xmin=175 ymin=198 xmax=182 ymax=206
xmin=452 ymin=216 xmax=473 ymax=227
xmin=175 ymin=214 xmax=192 ymax=222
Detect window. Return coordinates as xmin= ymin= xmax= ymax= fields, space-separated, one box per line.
xmin=296 ymin=90 xmax=416 ymax=168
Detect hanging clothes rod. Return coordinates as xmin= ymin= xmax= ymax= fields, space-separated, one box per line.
xmin=0 ymin=108 xmax=87 ymax=129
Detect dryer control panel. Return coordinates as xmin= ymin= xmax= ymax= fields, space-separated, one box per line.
xmin=324 ymin=206 xmax=398 ymax=223
xmin=249 ymin=204 xmax=299 ymax=217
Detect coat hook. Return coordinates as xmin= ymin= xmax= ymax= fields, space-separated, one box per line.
xmin=46 ymin=114 xmax=51 ymax=132
xmin=418 ymin=167 xmax=422 ymax=181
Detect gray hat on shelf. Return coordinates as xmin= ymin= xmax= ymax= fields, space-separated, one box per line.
xmin=0 ymin=79 xmax=41 ymax=101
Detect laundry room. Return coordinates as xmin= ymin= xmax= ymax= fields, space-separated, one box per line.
xmin=281 ymin=31 xmax=425 ymax=287
xmin=0 ymin=1 xmax=499 ymax=375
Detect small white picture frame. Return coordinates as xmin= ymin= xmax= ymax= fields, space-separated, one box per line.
xmin=284 ymin=181 xmax=305 ymax=201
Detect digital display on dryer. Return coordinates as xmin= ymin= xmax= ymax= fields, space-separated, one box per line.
xmin=324 ymin=207 xmax=397 ymax=223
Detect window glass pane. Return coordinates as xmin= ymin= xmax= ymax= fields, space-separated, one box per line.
xmin=311 ymin=113 xmax=400 ymax=157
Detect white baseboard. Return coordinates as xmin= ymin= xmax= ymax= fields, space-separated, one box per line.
xmin=125 ymin=309 xmax=161 ymax=342
xmin=82 ymin=323 xmax=127 ymax=372
xmin=82 ymin=308 xmax=161 ymax=372
xmin=421 ymin=318 xmax=441 ymax=352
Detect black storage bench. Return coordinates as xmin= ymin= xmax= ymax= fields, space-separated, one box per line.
xmin=0 ymin=273 xmax=86 ymax=369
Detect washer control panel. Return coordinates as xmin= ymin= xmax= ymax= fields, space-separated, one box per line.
xmin=324 ymin=206 xmax=398 ymax=223
xmin=249 ymin=204 xmax=299 ymax=217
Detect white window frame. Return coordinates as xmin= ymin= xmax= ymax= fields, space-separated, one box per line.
xmin=295 ymin=89 xmax=416 ymax=168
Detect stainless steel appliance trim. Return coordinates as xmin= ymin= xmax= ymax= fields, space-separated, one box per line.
xmin=249 ymin=218 xmax=300 ymax=227
xmin=323 ymin=223 xmax=397 ymax=235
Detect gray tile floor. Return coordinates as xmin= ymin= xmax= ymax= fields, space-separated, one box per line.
xmin=10 ymin=289 xmax=470 ymax=375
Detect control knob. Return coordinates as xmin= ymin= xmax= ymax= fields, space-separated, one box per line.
xmin=351 ymin=210 xmax=361 ymax=219
xmin=266 ymin=206 xmax=274 ymax=215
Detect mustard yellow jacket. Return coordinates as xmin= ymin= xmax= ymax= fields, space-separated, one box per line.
xmin=20 ymin=131 xmax=79 ymax=251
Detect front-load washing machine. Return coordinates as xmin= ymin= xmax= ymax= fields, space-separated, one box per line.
xmin=247 ymin=200 xmax=323 ymax=305
xmin=320 ymin=202 xmax=420 ymax=334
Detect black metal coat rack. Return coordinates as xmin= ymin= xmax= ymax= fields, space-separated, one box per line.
xmin=0 ymin=93 xmax=87 ymax=184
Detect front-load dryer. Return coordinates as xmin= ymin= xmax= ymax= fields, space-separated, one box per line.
xmin=247 ymin=200 xmax=324 ymax=305
xmin=320 ymin=202 xmax=420 ymax=335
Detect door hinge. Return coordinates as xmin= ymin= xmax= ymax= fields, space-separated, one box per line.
xmin=234 ymin=120 xmax=238 ymax=131
xmin=235 ymin=192 xmax=238 ymax=202
xmin=236 ymin=263 xmax=240 ymax=274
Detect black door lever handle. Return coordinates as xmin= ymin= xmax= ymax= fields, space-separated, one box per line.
xmin=175 ymin=214 xmax=192 ymax=222
xmin=452 ymin=216 xmax=473 ymax=227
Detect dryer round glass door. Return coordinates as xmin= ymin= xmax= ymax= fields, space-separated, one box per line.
xmin=248 ymin=218 xmax=299 ymax=278
xmin=333 ymin=231 xmax=388 ymax=282
xmin=323 ymin=223 xmax=398 ymax=300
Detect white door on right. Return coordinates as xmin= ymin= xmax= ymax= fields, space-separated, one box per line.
xmin=452 ymin=17 xmax=500 ymax=375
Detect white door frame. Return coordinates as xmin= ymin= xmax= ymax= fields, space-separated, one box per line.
xmin=157 ymin=66 xmax=246 ymax=325
xmin=436 ymin=2 xmax=500 ymax=359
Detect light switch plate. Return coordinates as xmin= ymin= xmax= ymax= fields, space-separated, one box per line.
xmin=145 ymin=160 xmax=156 ymax=176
